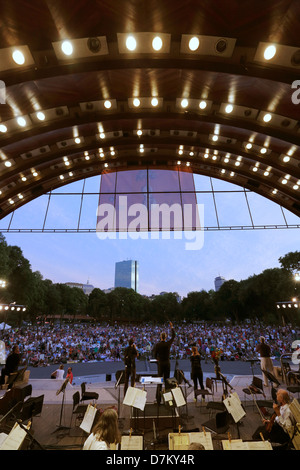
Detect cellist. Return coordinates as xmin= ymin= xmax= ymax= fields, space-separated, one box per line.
xmin=252 ymin=389 xmax=295 ymax=445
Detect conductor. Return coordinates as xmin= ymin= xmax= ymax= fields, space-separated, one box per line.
xmin=153 ymin=322 xmax=175 ymax=404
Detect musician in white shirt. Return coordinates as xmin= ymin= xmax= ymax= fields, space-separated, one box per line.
xmin=252 ymin=389 xmax=295 ymax=446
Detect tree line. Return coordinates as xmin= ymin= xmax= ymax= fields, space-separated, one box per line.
xmin=0 ymin=233 xmax=299 ymax=326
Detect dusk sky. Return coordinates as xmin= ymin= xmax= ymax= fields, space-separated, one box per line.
xmin=1 ymin=173 xmax=299 ymax=298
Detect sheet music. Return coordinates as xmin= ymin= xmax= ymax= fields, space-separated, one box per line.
xmin=188 ymin=432 xmax=214 ymax=450
xmin=245 ymin=441 xmax=273 ymax=450
xmin=123 ymin=386 xmax=147 ymax=411
xmin=168 ymin=433 xmax=190 ymax=450
xmin=80 ymin=404 xmax=97 ymax=433
xmin=0 ymin=422 xmax=28 ymax=450
xmin=223 ymin=393 xmax=246 ymax=423
xmin=121 ymin=435 xmax=143 ymax=450
xmin=0 ymin=433 xmax=8 ymax=447
xmin=222 ymin=439 xmax=244 ymax=450
xmin=222 ymin=439 xmax=272 ymax=450
xmin=171 ymin=387 xmax=186 ymax=407
xmin=290 ymin=399 xmax=300 ymax=422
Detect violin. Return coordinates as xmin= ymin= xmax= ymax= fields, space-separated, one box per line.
xmin=265 ymin=412 xmax=276 ymax=432
xmin=265 ymin=401 xmax=280 ymax=432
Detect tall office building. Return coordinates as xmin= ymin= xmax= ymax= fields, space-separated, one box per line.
xmin=214 ymin=276 xmax=226 ymax=291
xmin=115 ymin=260 xmax=139 ymax=292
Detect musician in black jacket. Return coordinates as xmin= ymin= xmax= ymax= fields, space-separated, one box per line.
xmin=123 ymin=339 xmax=138 ymax=395
xmin=0 ymin=344 xmax=21 ymax=385
xmin=190 ymin=345 xmax=205 ymax=400
xmin=153 ymin=322 xmax=175 ymax=404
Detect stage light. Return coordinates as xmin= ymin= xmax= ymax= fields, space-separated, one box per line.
xmin=17 ymin=116 xmax=26 ymax=127
xmin=263 ymin=113 xmax=272 ymax=122
xmin=189 ymin=37 xmax=200 ymax=51
xmin=225 ymin=104 xmax=233 ymax=113
xmin=152 ymin=36 xmax=163 ymax=51
xmin=104 ymin=100 xmax=112 ymax=109
xmin=36 ymin=111 xmax=45 ymax=121
xmin=12 ymin=49 xmax=25 ymax=65
xmin=126 ymin=35 xmax=137 ymax=51
xmin=61 ymin=40 xmax=73 ymax=56
xmin=181 ymin=99 xmax=188 ymax=108
xmin=264 ymin=44 xmax=276 ymax=60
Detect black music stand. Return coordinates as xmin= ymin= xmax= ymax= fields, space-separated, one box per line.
xmin=115 ymin=370 xmax=125 ymax=416
xmin=52 ymin=378 xmax=70 ymax=434
xmin=17 ymin=419 xmax=45 ymax=450
xmin=246 ymin=358 xmax=259 ymax=378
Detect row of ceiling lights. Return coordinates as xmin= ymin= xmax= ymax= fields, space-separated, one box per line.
xmin=5 ymin=34 xmax=300 ymax=66
xmin=0 ymin=96 xmax=296 ymax=135
xmin=2 ymin=142 xmax=299 ymax=208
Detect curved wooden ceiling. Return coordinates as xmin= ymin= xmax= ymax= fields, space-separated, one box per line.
xmin=0 ymin=0 xmax=300 ymax=220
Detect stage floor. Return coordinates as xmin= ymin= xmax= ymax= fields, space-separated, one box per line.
xmin=0 ymin=374 xmax=298 ymax=451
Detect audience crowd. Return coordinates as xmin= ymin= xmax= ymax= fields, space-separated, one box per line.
xmin=0 ymin=321 xmax=299 ymax=367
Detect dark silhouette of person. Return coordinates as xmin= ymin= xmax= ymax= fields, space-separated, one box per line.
xmin=123 ymin=338 xmax=138 ymax=395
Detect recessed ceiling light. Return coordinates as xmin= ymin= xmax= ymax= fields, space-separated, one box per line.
xmin=75 ymin=137 xmax=81 ymax=144
xmin=133 ymin=98 xmax=140 ymax=107
xmin=189 ymin=37 xmax=200 ymax=51
xmin=21 ymin=176 xmax=27 ymax=182
xmin=4 ymin=161 xmax=12 ymax=167
xmin=199 ymin=101 xmax=207 ymax=109
xmin=12 ymin=49 xmax=25 ymax=65
xmin=0 ymin=124 xmax=7 ymax=133
xmin=283 ymin=155 xmax=290 ymax=163
xmin=225 ymin=104 xmax=233 ymax=113
xmin=152 ymin=36 xmax=163 ymax=51
xmin=260 ymin=147 xmax=267 ymax=154
xmin=263 ymin=113 xmax=272 ymax=122
xmin=100 ymin=132 xmax=105 ymax=139
xmin=61 ymin=40 xmax=73 ymax=56
xmin=126 ymin=36 xmax=136 ymax=51
xmin=151 ymin=97 xmax=159 ymax=107
xmin=137 ymin=129 xmax=143 ymax=136
xmin=36 ymin=112 xmax=45 ymax=121
xmin=104 ymin=100 xmax=112 ymax=109
xmin=17 ymin=117 xmax=26 ymax=127
xmin=246 ymin=143 xmax=252 ymax=149
xmin=264 ymin=44 xmax=276 ymax=60
xmin=212 ymin=135 xmax=218 ymax=141
xmin=181 ymin=99 xmax=188 ymax=108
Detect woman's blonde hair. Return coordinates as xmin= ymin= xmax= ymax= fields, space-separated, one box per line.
xmin=93 ymin=408 xmax=121 ymax=445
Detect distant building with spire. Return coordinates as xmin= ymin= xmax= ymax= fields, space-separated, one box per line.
xmin=214 ymin=276 xmax=226 ymax=291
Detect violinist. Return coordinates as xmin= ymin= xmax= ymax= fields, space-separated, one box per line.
xmin=252 ymin=389 xmax=295 ymax=445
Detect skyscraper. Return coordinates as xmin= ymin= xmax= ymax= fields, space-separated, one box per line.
xmin=214 ymin=276 xmax=226 ymax=291
xmin=115 ymin=260 xmax=139 ymax=292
